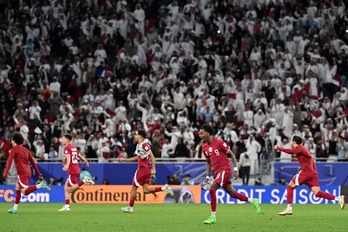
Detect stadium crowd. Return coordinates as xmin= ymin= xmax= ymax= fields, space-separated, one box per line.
xmin=1 ymin=0 xmax=348 ymax=179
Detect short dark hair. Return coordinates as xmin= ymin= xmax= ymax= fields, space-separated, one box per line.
xmin=292 ymin=136 xmax=302 ymax=145
xmin=64 ymin=134 xmax=73 ymax=141
xmin=137 ymin=130 xmax=147 ymax=138
xmin=12 ymin=132 xmax=24 ymax=145
xmin=200 ymin=124 xmax=215 ymax=135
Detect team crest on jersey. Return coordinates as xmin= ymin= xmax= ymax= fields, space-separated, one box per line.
xmin=223 ymin=143 xmax=227 ymax=147
xmin=208 ymin=147 xmax=213 ymax=152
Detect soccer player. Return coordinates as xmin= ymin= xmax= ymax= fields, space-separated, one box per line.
xmin=119 ymin=129 xmax=174 ymax=213
xmin=199 ymin=124 xmax=261 ymax=224
xmin=58 ymin=134 xmax=95 ymax=211
xmin=3 ymin=132 xmax=50 ymax=214
xmin=274 ymin=136 xmax=345 ymax=216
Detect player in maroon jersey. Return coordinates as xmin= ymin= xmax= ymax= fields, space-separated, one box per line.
xmin=199 ymin=124 xmax=261 ymax=224
xmin=58 ymin=134 xmax=94 ymax=211
xmin=119 ymin=129 xmax=174 ymax=213
xmin=3 ymin=132 xmax=50 ymax=214
xmin=275 ymin=136 xmax=345 ymax=216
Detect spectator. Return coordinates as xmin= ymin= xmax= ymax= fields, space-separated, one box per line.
xmin=181 ymin=174 xmax=194 ymax=185
xmin=167 ymin=174 xmax=181 ymax=185
xmin=238 ymin=151 xmax=251 ymax=186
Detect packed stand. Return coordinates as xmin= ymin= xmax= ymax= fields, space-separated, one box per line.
xmin=0 ymin=0 xmax=348 ymax=177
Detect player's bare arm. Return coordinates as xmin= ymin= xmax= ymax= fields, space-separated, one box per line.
xmin=63 ymin=153 xmax=71 ymax=171
xmin=119 ymin=156 xmax=138 ymax=162
xmin=149 ymin=150 xmax=156 ymax=174
xmin=205 ymin=158 xmax=212 ymax=180
xmin=227 ymin=149 xmax=239 ymax=180
xmin=78 ymin=153 xmax=89 ymax=167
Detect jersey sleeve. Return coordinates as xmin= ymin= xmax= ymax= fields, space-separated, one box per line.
xmin=219 ymin=140 xmax=230 ymax=154
xmin=3 ymin=149 xmax=15 ymax=178
xmin=277 ymin=146 xmax=309 ymax=157
xmin=29 ymin=153 xmax=42 ymax=176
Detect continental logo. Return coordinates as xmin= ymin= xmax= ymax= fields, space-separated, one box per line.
xmin=0 ymin=189 xmax=50 ymax=202
xmin=72 ymin=186 xmax=158 ymax=204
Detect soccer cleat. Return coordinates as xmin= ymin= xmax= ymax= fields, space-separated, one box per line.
xmin=278 ymin=208 xmax=293 ymax=216
xmin=340 ymin=195 xmax=345 ymax=210
xmin=83 ymin=176 xmax=95 ymax=185
xmin=40 ymin=180 xmax=51 ymax=190
xmin=252 ymin=198 xmax=261 ymax=214
xmin=203 ymin=216 xmax=216 ymax=224
xmin=8 ymin=208 xmax=17 ymax=214
xmin=121 ymin=206 xmax=134 ymax=213
xmin=163 ymin=184 xmax=174 ymax=196
xmin=58 ymin=206 xmax=71 ymax=212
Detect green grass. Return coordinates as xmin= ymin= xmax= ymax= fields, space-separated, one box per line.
xmin=1 ymin=203 xmax=347 ymax=232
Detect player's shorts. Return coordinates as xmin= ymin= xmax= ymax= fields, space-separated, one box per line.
xmin=213 ymin=168 xmax=232 ymax=187
xmin=132 ymin=168 xmax=151 ymax=187
xmin=17 ymin=175 xmax=30 ymax=189
xmin=291 ymin=170 xmax=319 ymax=189
xmin=66 ymin=174 xmax=80 ymax=187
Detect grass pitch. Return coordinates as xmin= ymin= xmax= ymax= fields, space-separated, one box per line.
xmin=1 ymin=203 xmax=347 ymax=232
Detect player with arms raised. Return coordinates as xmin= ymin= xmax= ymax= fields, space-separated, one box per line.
xmin=3 ymin=132 xmax=50 ymax=214
xmin=199 ymin=124 xmax=261 ymax=224
xmin=120 ymin=129 xmax=174 ymax=213
xmin=58 ymin=134 xmax=95 ymax=212
xmin=275 ymin=136 xmax=345 ymax=216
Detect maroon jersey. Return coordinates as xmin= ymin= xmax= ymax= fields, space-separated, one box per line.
xmin=202 ymin=138 xmax=231 ymax=174
xmin=64 ymin=143 xmax=81 ymax=175
xmin=277 ymin=145 xmax=318 ymax=174
xmin=135 ymin=139 xmax=152 ymax=169
xmin=3 ymin=145 xmax=41 ymax=178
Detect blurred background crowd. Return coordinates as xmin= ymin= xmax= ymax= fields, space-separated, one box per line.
xmin=1 ymin=0 xmax=348 ymax=181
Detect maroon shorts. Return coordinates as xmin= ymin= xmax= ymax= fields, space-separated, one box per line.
xmin=291 ymin=170 xmax=319 ymax=189
xmin=66 ymin=174 xmax=80 ymax=187
xmin=132 ymin=168 xmax=151 ymax=187
xmin=213 ymin=169 xmax=232 ymax=187
xmin=17 ymin=175 xmax=30 ymax=189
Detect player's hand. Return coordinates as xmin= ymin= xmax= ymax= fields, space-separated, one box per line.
xmin=62 ymin=165 xmax=68 ymax=171
xmin=85 ymin=161 xmax=90 ymax=167
xmin=151 ymin=169 xmax=156 ymax=174
xmin=274 ymin=145 xmax=279 ymax=150
xmin=38 ymin=175 xmax=45 ymax=181
xmin=233 ymin=170 xmax=239 ymax=180
xmin=3 ymin=175 xmax=7 ymax=180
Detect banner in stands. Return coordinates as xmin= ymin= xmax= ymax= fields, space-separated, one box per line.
xmin=200 ymin=186 xmax=341 ymax=204
xmin=274 ymin=162 xmax=348 ymax=186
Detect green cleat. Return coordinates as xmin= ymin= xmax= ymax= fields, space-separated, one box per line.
xmin=203 ymin=216 xmax=216 ymax=224
xmin=39 ymin=180 xmax=51 ymax=190
xmin=8 ymin=208 xmax=17 ymax=214
xmin=252 ymin=198 xmax=261 ymax=214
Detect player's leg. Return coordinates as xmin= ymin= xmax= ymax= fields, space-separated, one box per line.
xmin=58 ymin=175 xmax=79 ymax=211
xmin=122 ymin=185 xmax=138 ymax=213
xmin=22 ymin=180 xmax=51 ymax=196
xmin=203 ymin=182 xmax=219 ymax=224
xmin=142 ymin=183 xmax=174 ymax=196
xmin=223 ymin=183 xmax=261 ymax=214
xmin=311 ymin=183 xmax=345 ymax=209
xmin=8 ymin=182 xmax=21 ymax=214
xmin=279 ymin=174 xmax=299 ymax=216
